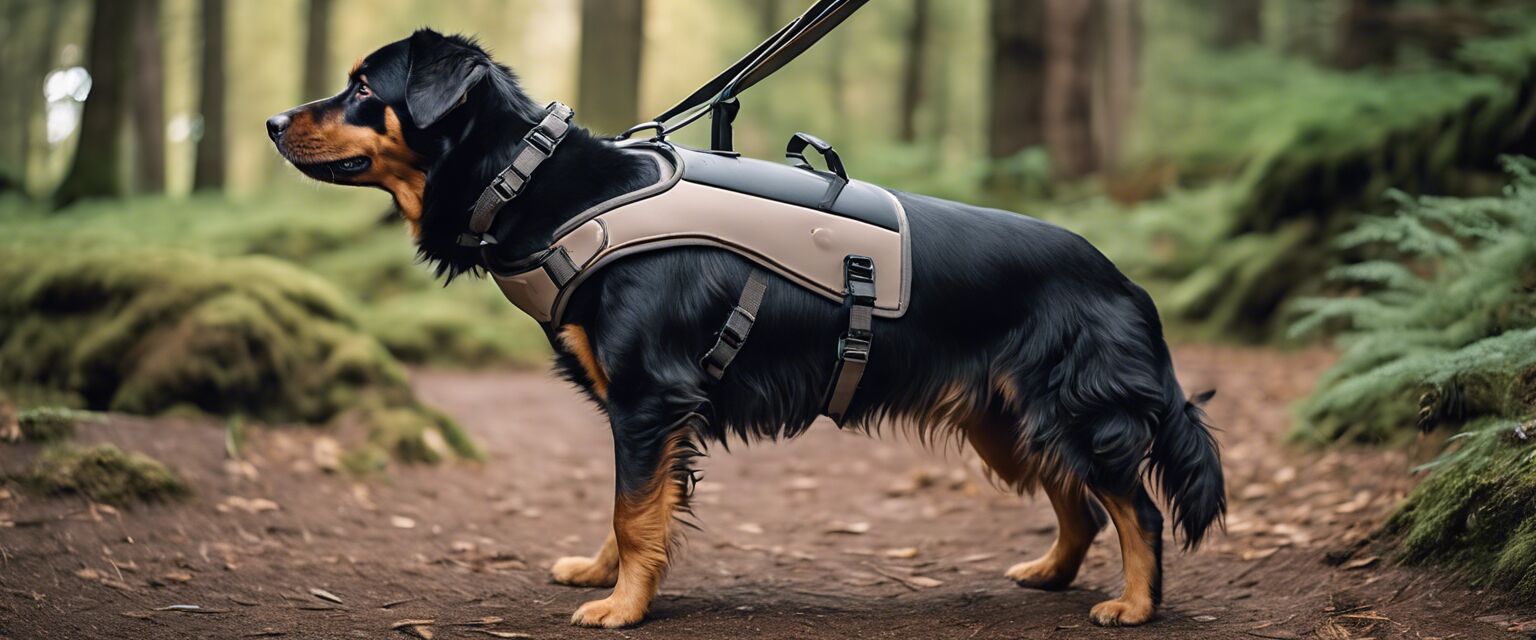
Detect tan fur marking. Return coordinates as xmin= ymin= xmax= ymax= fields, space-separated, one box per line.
xmin=349 ymin=57 xmax=364 ymax=75
xmin=281 ymin=105 xmax=426 ymax=236
xmin=1090 ymin=492 xmax=1158 ymax=626
xmin=571 ymin=432 xmax=689 ymax=628
xmin=962 ymin=409 xmax=1070 ymax=495
xmin=551 ymin=531 xmax=619 ymax=587
xmin=557 ymin=325 xmax=610 ymax=400
xmin=1006 ymin=481 xmax=1097 ymax=589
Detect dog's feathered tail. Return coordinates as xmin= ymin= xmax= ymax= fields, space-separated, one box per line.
xmin=1147 ymin=386 xmax=1225 ymax=551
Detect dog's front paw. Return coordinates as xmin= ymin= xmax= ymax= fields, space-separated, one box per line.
xmin=570 ymin=596 xmax=646 ymax=628
xmin=551 ymin=555 xmax=618 ymax=587
xmin=1005 ymin=557 xmax=1075 ymax=590
xmin=1089 ymin=598 xmax=1154 ymax=627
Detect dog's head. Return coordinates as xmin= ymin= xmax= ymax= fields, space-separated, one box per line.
xmin=266 ymin=29 xmax=512 ymax=237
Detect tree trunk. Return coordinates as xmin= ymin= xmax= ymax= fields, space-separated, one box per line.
xmin=896 ymin=0 xmax=931 ymax=143
xmin=55 ymin=0 xmax=137 ymax=206
xmin=1335 ymin=0 xmax=1396 ymax=69
xmin=576 ymin=0 xmax=645 ymax=136
xmin=1044 ymin=0 xmax=1098 ymax=179
xmin=1215 ymin=0 xmax=1263 ymax=49
xmin=193 ymin=0 xmax=227 ymax=191
xmin=0 ymin=0 xmax=30 ymax=191
xmin=986 ymin=0 xmax=1046 ymax=160
xmin=132 ymin=0 xmax=165 ymax=194
xmin=1095 ymin=0 xmax=1139 ymax=170
xmin=303 ymin=0 xmax=335 ymax=100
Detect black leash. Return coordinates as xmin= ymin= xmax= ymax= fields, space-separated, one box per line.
xmin=617 ymin=0 xmax=868 ymax=151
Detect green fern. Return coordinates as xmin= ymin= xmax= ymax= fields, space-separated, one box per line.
xmin=1294 ymin=157 xmax=1536 ymax=601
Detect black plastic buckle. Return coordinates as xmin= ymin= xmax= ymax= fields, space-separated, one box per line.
xmin=844 ymin=255 xmax=876 ymax=304
xmin=490 ymin=174 xmax=520 ymax=201
xmin=457 ymin=232 xmax=498 ymax=247
xmin=837 ymin=334 xmax=871 ymax=362
xmin=527 ymin=129 xmax=556 ymax=155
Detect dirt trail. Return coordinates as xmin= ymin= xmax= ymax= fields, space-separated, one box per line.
xmin=1 ymin=345 xmax=1530 ymax=639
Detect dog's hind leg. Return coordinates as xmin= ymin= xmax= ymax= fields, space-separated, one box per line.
xmin=1005 ymin=481 xmax=1105 ymax=590
xmin=551 ymin=531 xmax=620 ymax=588
xmin=1088 ymin=485 xmax=1163 ymax=627
xmin=962 ymin=409 xmax=1106 ymax=591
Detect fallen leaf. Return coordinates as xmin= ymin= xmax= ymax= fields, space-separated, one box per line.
xmin=788 ymin=477 xmax=820 ymax=491
xmin=825 ymin=522 xmax=871 ymax=535
xmin=391 ymin=516 xmax=418 ymax=529
xmin=1342 ymin=555 xmax=1379 ymax=570
xmin=1192 ymin=614 xmax=1217 ymax=622
xmin=312 ymin=437 xmax=341 ymax=473
xmin=219 ymin=496 xmax=280 ymax=514
xmin=955 ymin=552 xmax=997 ymax=563
xmin=1241 ymin=548 xmax=1279 ymax=561
xmin=883 ymin=547 xmax=919 ymax=559
xmin=76 ymin=568 xmax=102 ymax=580
xmin=905 ymin=576 xmax=943 ymax=588
xmin=390 ymin=619 xmax=436 ymax=630
xmin=736 ymin=522 xmax=764 ymax=535
xmin=308 ymin=587 xmax=344 ymax=604
xmin=451 ymin=617 xmax=505 ymax=627
xmin=467 ymin=631 xmax=532 ymax=639
xmin=160 ymin=571 xmax=193 ymax=583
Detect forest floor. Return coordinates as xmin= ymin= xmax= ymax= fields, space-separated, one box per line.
xmin=2 ymin=344 xmax=1533 ymax=639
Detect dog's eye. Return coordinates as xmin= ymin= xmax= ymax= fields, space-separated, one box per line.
xmin=355 ymin=85 xmax=372 ymax=100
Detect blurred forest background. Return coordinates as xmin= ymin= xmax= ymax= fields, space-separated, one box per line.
xmin=2 ymin=0 xmax=1536 ymax=601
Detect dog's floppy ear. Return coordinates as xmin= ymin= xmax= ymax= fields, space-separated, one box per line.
xmin=406 ymin=29 xmax=488 ymax=128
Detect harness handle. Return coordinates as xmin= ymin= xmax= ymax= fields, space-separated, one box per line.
xmin=786 ymin=132 xmax=848 ymax=182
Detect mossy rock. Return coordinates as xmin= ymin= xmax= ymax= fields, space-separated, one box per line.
xmin=14 ymin=444 xmax=190 ymax=506
xmin=1384 ymin=419 xmax=1536 ymax=601
xmin=0 ymin=248 xmax=478 ymax=465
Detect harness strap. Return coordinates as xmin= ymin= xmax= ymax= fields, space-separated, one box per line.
xmin=460 ymin=102 xmax=575 ymax=246
xmin=823 ymin=255 xmax=875 ymax=424
xmin=700 ymin=270 xmax=769 ymax=380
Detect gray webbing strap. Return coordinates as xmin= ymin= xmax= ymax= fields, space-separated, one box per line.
xmin=465 ymin=102 xmax=575 ymax=240
xmin=701 ymin=270 xmax=769 ymax=380
xmin=823 ymin=255 xmax=875 ymax=424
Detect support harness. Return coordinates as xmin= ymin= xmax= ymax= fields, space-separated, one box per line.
xmin=467 ymin=0 xmax=892 ymax=424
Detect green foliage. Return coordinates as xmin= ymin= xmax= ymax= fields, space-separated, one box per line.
xmin=0 ymin=247 xmax=480 ymax=465
xmin=1294 ymin=157 xmax=1536 ymax=443
xmin=1295 ymin=158 xmax=1536 ymax=600
xmin=14 ymin=444 xmax=190 ymax=506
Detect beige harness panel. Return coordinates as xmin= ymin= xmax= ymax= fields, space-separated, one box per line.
xmin=492 ymin=165 xmax=908 ymax=325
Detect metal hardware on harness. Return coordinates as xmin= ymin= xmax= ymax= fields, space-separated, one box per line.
xmin=823 ymin=254 xmax=875 ymax=424
xmin=460 ymin=101 xmax=575 ymax=247
xmin=701 ymin=270 xmax=769 ymax=380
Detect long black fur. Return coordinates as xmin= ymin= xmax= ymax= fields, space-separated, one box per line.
xmin=297 ymin=30 xmax=1226 ymax=550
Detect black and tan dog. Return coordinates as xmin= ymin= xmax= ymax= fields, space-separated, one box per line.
xmin=268 ymin=29 xmax=1226 ymax=629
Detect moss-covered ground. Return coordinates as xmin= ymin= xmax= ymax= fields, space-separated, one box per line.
xmin=12 ymin=443 xmax=190 ymax=506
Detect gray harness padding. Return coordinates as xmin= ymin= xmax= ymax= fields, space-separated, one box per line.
xmin=487 ymin=142 xmax=911 ymax=327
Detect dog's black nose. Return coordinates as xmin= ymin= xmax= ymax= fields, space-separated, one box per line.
xmin=266 ymin=114 xmax=291 ymax=140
